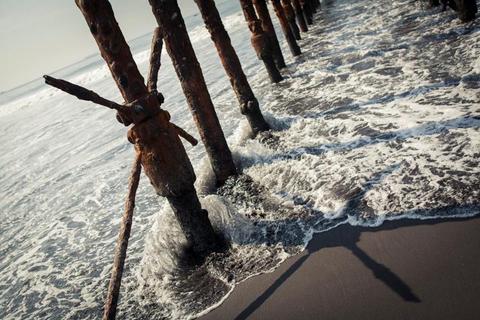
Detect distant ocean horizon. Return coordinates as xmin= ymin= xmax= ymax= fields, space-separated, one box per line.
xmin=0 ymin=0 xmax=236 ymax=105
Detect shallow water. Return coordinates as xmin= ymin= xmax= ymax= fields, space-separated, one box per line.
xmin=1 ymin=0 xmax=479 ymax=319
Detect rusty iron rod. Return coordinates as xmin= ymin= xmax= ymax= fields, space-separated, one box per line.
xmin=43 ymin=75 xmax=140 ymax=125
xmin=44 ymin=75 xmax=197 ymax=146
xmin=103 ymin=152 xmax=142 ymax=320
xmin=172 ymin=123 xmax=199 ymax=146
xmin=147 ymin=27 xmax=164 ymax=93
xmin=44 ymin=75 xmax=125 ymax=111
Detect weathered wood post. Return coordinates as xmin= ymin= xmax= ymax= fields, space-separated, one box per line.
xmin=282 ymin=0 xmax=302 ymax=40
xmin=193 ymin=0 xmax=270 ymax=135
xmin=148 ymin=0 xmax=237 ymax=186
xmin=270 ymin=0 xmax=302 ymax=56
xmin=252 ymin=0 xmax=287 ymax=69
xmin=300 ymin=0 xmax=314 ymax=25
xmin=74 ymin=0 xmax=222 ymax=263
xmin=291 ymin=0 xmax=309 ymax=32
xmin=238 ymin=0 xmax=284 ymax=83
xmin=456 ymin=0 xmax=477 ymax=22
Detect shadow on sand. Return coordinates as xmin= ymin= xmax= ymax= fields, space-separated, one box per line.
xmin=232 ymin=162 xmax=480 ymax=320
xmin=233 ymin=213 xmax=480 ymax=320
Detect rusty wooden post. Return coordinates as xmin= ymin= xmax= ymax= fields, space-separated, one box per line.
xmin=282 ymin=0 xmax=301 ymax=40
xmin=291 ymin=0 xmax=308 ymax=32
xmin=148 ymin=0 xmax=237 ymax=185
xmin=74 ymin=0 xmax=222 ymax=264
xmin=238 ymin=0 xmax=284 ymax=83
xmin=252 ymin=0 xmax=287 ymax=69
xmin=270 ymin=0 xmax=302 ymax=56
xmin=456 ymin=0 xmax=477 ymax=22
xmin=309 ymin=0 xmax=319 ymax=13
xmin=194 ymin=0 xmax=270 ymax=135
xmin=300 ymin=0 xmax=314 ymax=25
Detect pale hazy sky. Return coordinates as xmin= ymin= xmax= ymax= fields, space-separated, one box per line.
xmin=0 ymin=0 xmax=198 ymax=92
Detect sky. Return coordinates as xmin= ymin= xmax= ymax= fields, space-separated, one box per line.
xmin=0 ymin=0 xmax=198 ymax=92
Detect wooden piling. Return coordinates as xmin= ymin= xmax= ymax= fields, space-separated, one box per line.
xmin=270 ymin=0 xmax=302 ymax=56
xmin=239 ymin=0 xmax=284 ymax=83
xmin=252 ymin=0 xmax=287 ymax=69
xmin=282 ymin=0 xmax=302 ymax=40
xmin=291 ymin=0 xmax=309 ymax=32
xmin=74 ymin=0 xmax=222 ymax=264
xmin=310 ymin=0 xmax=319 ymax=13
xmin=301 ymin=0 xmax=314 ymax=25
xmin=456 ymin=0 xmax=478 ymax=22
xmin=148 ymin=0 xmax=237 ymax=185
xmin=194 ymin=0 xmax=270 ymax=135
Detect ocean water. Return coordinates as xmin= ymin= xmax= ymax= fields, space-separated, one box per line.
xmin=1 ymin=0 xmax=479 ymax=319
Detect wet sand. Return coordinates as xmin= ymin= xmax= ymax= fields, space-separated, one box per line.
xmin=201 ymin=216 xmax=480 ymax=320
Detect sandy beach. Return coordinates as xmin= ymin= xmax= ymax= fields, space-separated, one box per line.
xmin=202 ymin=216 xmax=480 ymax=319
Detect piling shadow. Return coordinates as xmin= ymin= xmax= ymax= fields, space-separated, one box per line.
xmin=232 ymin=162 xmax=480 ymax=319
xmin=234 ymin=212 xmax=480 ymax=320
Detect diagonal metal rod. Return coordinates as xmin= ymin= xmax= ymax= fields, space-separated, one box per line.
xmin=43 ymin=75 xmax=129 ymax=112
xmin=43 ymin=75 xmax=198 ymax=146
xmin=147 ymin=27 xmax=164 ymax=93
xmin=172 ymin=123 xmax=198 ymax=146
xmin=103 ymin=152 xmax=142 ymax=320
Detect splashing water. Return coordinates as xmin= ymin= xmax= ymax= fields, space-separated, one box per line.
xmin=1 ymin=0 xmax=479 ymax=319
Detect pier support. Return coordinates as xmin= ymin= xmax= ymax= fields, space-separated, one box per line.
xmin=301 ymin=0 xmax=314 ymax=25
xmin=282 ymin=0 xmax=302 ymax=40
xmin=455 ymin=0 xmax=477 ymax=22
xmin=148 ymin=0 xmax=237 ymax=186
xmin=74 ymin=0 xmax=222 ymax=261
xmin=253 ymin=0 xmax=287 ymax=69
xmin=271 ymin=0 xmax=302 ymax=56
xmin=291 ymin=0 xmax=309 ymax=32
xmin=239 ymin=0 xmax=284 ymax=83
xmin=194 ymin=0 xmax=270 ymax=135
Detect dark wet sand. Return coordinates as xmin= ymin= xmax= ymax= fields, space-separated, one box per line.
xmin=201 ymin=216 xmax=480 ymax=320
